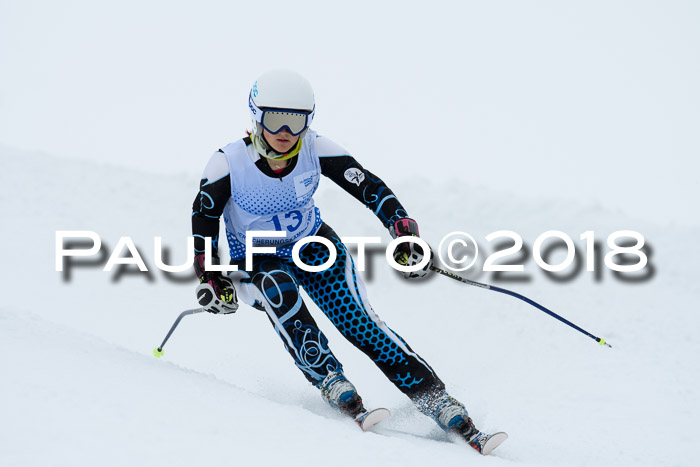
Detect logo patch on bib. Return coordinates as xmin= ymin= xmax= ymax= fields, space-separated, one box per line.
xmin=294 ymin=171 xmax=318 ymax=201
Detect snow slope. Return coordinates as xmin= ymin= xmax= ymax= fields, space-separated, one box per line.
xmin=1 ymin=145 xmax=698 ymax=466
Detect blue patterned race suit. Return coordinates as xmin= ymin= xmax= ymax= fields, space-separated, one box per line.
xmin=192 ymin=133 xmax=446 ymax=400
xmin=237 ymin=223 xmax=445 ymax=395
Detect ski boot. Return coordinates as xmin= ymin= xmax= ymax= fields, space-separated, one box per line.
xmin=319 ymin=372 xmax=390 ymax=431
xmin=417 ymin=391 xmax=508 ymax=455
xmin=319 ymin=371 xmax=365 ymax=419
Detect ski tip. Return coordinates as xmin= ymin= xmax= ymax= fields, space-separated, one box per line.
xmin=358 ymin=408 xmax=391 ymax=431
xmin=153 ymin=347 xmax=164 ymax=358
xmin=481 ymin=432 xmax=508 ymax=456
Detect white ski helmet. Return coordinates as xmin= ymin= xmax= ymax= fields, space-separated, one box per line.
xmin=249 ymin=70 xmax=315 ymax=141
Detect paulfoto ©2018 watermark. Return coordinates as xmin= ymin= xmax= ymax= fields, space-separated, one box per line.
xmin=55 ymin=230 xmax=653 ymax=284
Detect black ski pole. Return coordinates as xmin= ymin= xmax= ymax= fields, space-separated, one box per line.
xmin=153 ymin=308 xmax=205 ymax=358
xmin=429 ymin=265 xmax=612 ymax=347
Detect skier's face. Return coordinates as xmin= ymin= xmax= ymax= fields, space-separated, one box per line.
xmin=263 ymin=128 xmax=299 ymax=154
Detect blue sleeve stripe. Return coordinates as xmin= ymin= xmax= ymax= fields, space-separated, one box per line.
xmin=374 ymin=195 xmax=396 ymax=214
xmin=318 ymin=154 xmax=350 ymax=158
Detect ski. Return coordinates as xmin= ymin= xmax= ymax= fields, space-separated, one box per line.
xmin=354 ymin=408 xmax=390 ymax=431
xmin=466 ymin=431 xmax=508 ymax=455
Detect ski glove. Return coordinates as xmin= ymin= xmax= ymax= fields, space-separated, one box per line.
xmin=194 ymin=254 xmax=238 ymax=314
xmin=390 ymin=218 xmax=432 ymax=279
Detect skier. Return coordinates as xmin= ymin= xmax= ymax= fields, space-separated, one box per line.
xmin=191 ymin=69 xmax=505 ymax=454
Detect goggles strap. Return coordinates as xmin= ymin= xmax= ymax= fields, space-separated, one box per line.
xmin=248 ymin=92 xmax=264 ymax=123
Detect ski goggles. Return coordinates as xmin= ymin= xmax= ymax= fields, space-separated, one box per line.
xmin=249 ymin=92 xmax=315 ymax=136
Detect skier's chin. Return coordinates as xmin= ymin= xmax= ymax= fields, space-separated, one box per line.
xmin=274 ymin=140 xmax=292 ymax=151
